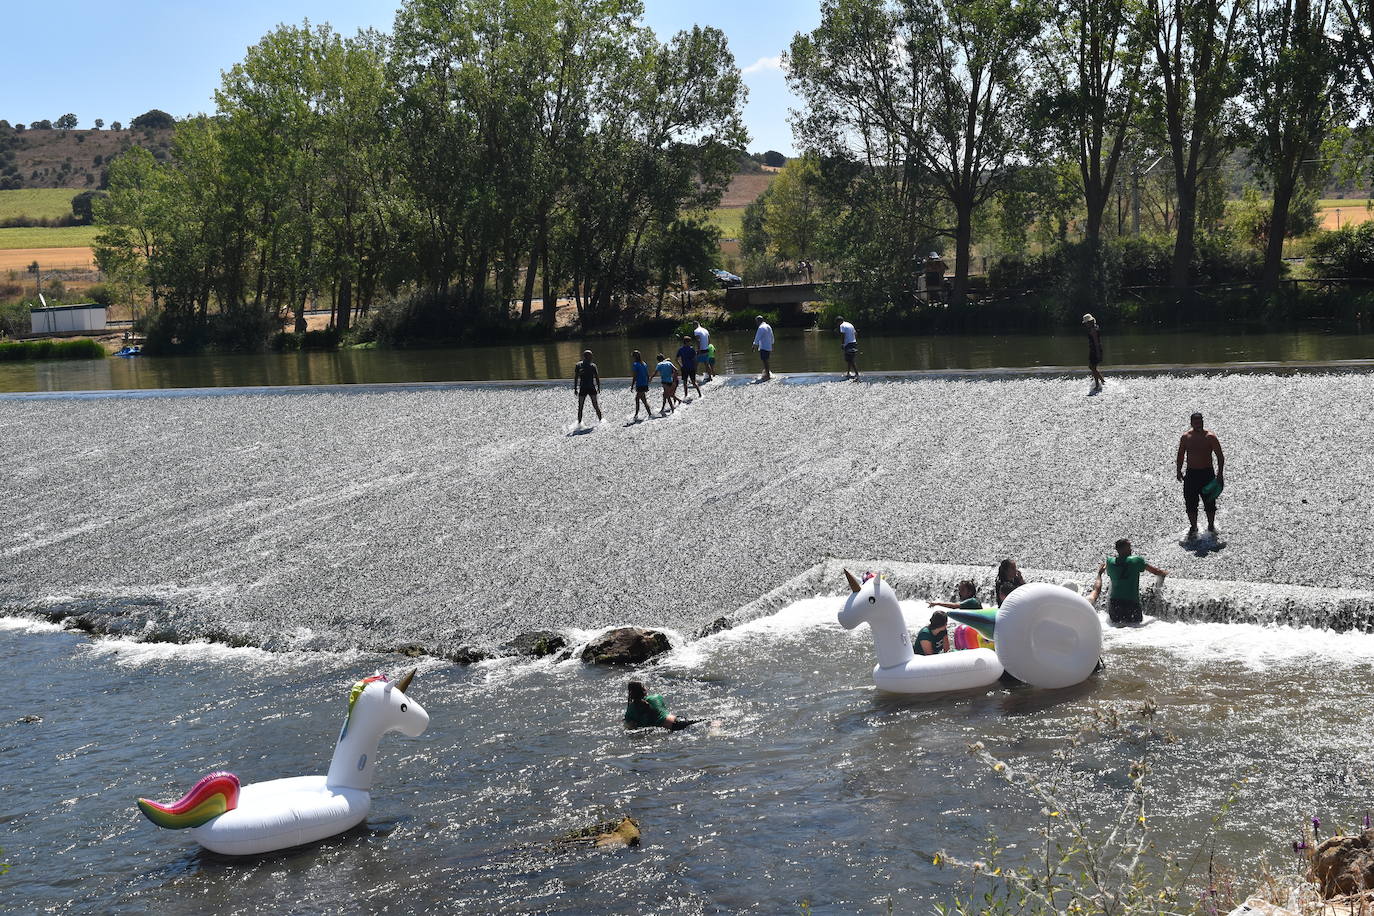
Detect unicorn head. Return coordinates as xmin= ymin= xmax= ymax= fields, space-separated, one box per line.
xmin=327 ymin=669 xmax=429 ymax=791
xmin=837 ymin=569 xmax=915 ymax=669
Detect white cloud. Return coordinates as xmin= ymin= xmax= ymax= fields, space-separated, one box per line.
xmin=741 ymin=55 xmax=782 ymax=75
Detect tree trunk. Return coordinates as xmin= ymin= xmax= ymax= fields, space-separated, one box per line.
xmin=337 ymin=279 xmax=352 ymax=333
xmin=521 ymin=217 xmax=548 ymax=321
xmin=541 ymin=244 xmax=557 ymax=330
xmin=951 ymin=203 xmax=973 ymax=307
xmin=1262 ymin=180 xmax=1295 ymax=292
xmin=1171 ymin=186 xmax=1198 ymax=299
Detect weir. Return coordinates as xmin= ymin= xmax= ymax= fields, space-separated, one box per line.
xmin=2 ymin=372 xmax=1372 ymax=651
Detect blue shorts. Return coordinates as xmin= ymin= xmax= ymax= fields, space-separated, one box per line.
xmin=759 ymin=349 xmax=771 ymax=359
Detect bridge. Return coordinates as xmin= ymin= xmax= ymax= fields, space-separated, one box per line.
xmin=722 ymin=282 xmax=840 ymax=313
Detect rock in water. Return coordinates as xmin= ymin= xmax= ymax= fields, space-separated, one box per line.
xmin=505 ymin=630 xmax=568 ymax=658
xmin=580 ymin=628 xmax=672 ymax=665
xmin=555 ymin=816 xmax=641 ymax=849
xmin=695 ymin=617 xmax=733 ymax=638
xmin=1312 ymin=829 xmax=1374 ymax=898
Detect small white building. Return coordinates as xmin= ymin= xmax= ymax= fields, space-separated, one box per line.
xmin=30 ymin=303 xmax=107 ymax=335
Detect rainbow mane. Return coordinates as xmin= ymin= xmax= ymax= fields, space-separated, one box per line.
xmin=137 ymin=771 xmax=240 ymax=829
xmin=340 ymin=674 xmax=388 ymax=741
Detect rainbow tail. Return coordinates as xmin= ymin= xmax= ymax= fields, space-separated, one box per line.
xmin=137 ymin=771 xmax=239 ymax=829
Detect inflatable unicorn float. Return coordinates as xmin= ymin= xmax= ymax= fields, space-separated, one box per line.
xmin=838 ymin=570 xmax=1101 ymax=693
xmin=137 ymin=669 xmax=428 ymax=856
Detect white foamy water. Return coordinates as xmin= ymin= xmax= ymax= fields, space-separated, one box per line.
xmin=0 ymin=615 xmax=67 ymax=634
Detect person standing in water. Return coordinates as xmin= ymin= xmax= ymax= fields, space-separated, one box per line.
xmin=623 ymin=680 xmax=700 ymax=731
xmin=676 ymin=336 xmax=702 ymax=399
xmin=629 ymin=350 xmax=653 ymax=421
xmin=995 ymin=559 xmax=1026 ymax=605
xmin=1101 ymin=538 xmax=1168 ymax=625
xmin=1176 ymin=411 xmax=1225 ymax=541
xmin=694 ymin=322 xmax=713 ymax=381
xmin=753 ymin=315 xmax=774 ymax=381
xmin=1082 ymin=314 xmax=1105 ymax=391
xmin=573 ymin=349 xmax=602 ymax=424
xmin=914 ymin=610 xmax=950 ymax=655
xmin=838 ymin=317 xmax=859 ymax=379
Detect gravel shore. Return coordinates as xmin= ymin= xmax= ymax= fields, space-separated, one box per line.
xmin=2 ymin=372 xmax=1370 ymax=649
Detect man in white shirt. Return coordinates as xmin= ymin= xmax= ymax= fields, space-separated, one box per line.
xmin=752 ymin=315 xmax=774 ymax=381
xmin=693 ymin=323 xmax=712 ymax=381
xmin=838 ymin=318 xmax=859 ymax=379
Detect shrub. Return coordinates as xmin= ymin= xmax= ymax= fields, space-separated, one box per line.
xmin=0 ymin=338 xmax=106 ymax=361
xmin=83 ymin=283 xmax=115 ymax=306
xmin=1309 ymin=224 xmax=1374 ymax=280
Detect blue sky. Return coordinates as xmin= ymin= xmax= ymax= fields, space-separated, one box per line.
xmin=0 ymin=0 xmax=814 ymax=154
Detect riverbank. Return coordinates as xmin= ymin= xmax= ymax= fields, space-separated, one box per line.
xmin=2 ymin=371 xmax=1370 ymax=652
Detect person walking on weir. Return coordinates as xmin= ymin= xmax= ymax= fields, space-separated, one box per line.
xmin=629 ymin=350 xmax=653 ymax=421
xmin=1082 ymin=313 xmax=1105 ymax=391
xmin=573 ymin=349 xmax=602 ymax=424
xmin=654 ymin=352 xmax=680 ymax=415
xmin=676 ymin=336 xmax=702 ymax=398
xmin=838 ymin=317 xmax=859 ymax=379
xmin=694 ymin=322 xmax=713 ymax=381
xmin=753 ymin=315 xmax=774 ymax=381
xmin=1176 ymin=411 xmax=1225 ymax=541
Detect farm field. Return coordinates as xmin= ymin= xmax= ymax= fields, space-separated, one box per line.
xmin=0 ymin=188 xmax=81 ymax=222
xmin=708 ymin=207 xmax=744 ymax=240
xmin=0 ymin=247 xmax=96 ymax=271
xmin=1316 ymin=198 xmax=1373 ymax=230
xmin=0 ymin=226 xmax=100 ymax=250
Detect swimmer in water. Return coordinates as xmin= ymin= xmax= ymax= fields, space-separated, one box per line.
xmin=914 ymin=610 xmax=949 ymax=655
xmin=623 ymin=680 xmax=700 ymax=731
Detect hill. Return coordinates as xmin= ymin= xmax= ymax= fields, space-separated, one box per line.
xmin=0 ymin=125 xmax=172 ymax=190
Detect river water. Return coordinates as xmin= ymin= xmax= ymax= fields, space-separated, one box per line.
xmin=1 ymin=327 xmax=1371 ymax=393
xmin=3 ymin=373 xmax=1373 ymax=912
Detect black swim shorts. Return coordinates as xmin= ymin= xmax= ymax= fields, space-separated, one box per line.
xmin=1107 ymin=598 xmax=1142 ymax=625
xmin=1183 ymin=467 xmax=1217 ymax=512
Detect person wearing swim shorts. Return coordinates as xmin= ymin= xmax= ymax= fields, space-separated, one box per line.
xmin=630 ymin=350 xmax=653 ymax=420
xmin=1176 ymin=411 xmax=1225 ymax=541
xmin=915 ymin=610 xmax=949 ymax=655
xmin=1082 ymin=313 xmax=1105 ymax=391
xmin=624 ymin=679 xmax=700 ymax=731
xmin=654 ymin=352 xmax=680 ymax=414
xmin=1101 ymin=538 xmax=1168 ymax=625
xmin=694 ymin=323 xmax=712 ymax=381
xmin=838 ymin=317 xmax=859 ymax=379
xmin=573 ymin=349 xmax=602 ymax=424
xmin=676 ymin=336 xmax=702 ymax=398
xmin=753 ymin=315 xmax=774 ymax=381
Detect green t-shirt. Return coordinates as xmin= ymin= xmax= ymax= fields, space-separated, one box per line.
xmin=624 ymin=694 xmax=669 ymax=727
xmin=958 ymin=597 xmax=982 ymax=610
xmin=915 ymin=626 xmax=947 ymax=655
xmin=1105 ymin=554 xmax=1147 ymax=604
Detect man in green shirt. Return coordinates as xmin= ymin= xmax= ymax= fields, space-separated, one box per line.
xmin=623 ymin=680 xmax=700 ymax=731
xmin=1100 ymin=538 xmax=1168 ymax=625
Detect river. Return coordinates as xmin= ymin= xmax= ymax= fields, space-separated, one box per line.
xmin=2 ymin=372 xmax=1372 ymax=913
xmin=1 ymin=327 xmax=1371 ymax=393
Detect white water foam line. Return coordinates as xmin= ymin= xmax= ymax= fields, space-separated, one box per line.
xmin=0 ymin=616 xmax=68 ymax=635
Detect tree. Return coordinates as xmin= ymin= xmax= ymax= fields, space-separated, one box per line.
xmin=1030 ymin=0 xmax=1147 ymax=306
xmin=131 ymin=109 xmax=176 ymax=130
xmin=762 ymin=150 xmax=787 ymax=167
xmin=1239 ymin=0 xmax=1348 ymax=290
xmin=111 ymin=121 xmax=122 ymax=131
xmin=94 ymin=118 xmax=104 ymax=129
xmin=71 ymin=190 xmax=108 ymax=225
xmin=55 ymin=113 xmax=78 ymax=131
xmin=1144 ymin=0 xmax=1247 ymax=295
xmin=764 ymin=155 xmax=824 ymax=261
xmin=789 ymin=0 xmax=1038 ymax=307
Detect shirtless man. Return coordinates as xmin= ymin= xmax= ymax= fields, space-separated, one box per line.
xmin=1175 ymin=412 xmax=1225 ymax=541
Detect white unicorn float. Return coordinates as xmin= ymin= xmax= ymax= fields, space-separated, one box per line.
xmin=838 ymin=571 xmax=1101 ymax=693
xmin=137 ymin=669 xmax=429 ymax=856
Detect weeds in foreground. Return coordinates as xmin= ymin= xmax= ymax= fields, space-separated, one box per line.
xmin=931 ymin=701 xmax=1344 ymax=916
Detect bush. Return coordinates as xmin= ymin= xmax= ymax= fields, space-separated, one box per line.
xmin=1309 ymin=224 xmax=1374 ymax=280
xmin=83 ymin=283 xmax=116 ymax=307
xmin=130 ymin=109 xmax=175 ymax=130
xmin=0 ymin=338 xmax=106 ymax=361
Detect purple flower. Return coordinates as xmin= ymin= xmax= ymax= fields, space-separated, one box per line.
xmin=1312 ymin=816 xmax=1321 ymax=831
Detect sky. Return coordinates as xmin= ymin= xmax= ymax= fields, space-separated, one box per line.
xmin=0 ymin=0 xmax=816 ymax=155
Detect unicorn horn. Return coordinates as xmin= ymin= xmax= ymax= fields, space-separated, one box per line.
xmin=844 ymin=569 xmax=861 ymax=593
xmin=395 ymin=669 xmax=416 ymax=693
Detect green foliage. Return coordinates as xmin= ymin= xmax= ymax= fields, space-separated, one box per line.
xmin=761 ymin=150 xmax=786 ymax=167
xmin=272 ymin=328 xmax=341 ymax=351
xmin=84 ymin=282 xmax=116 ymax=306
xmin=55 ymin=113 xmax=78 ymax=131
xmin=0 ymin=338 xmax=106 ymax=361
xmin=70 ymin=190 xmax=106 ymax=226
xmin=130 ymin=110 xmax=175 ymax=130
xmin=1309 ymin=223 xmax=1374 ymax=278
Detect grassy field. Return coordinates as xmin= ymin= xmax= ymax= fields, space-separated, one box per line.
xmin=0 ymin=188 xmax=80 ymax=222
xmin=709 ymin=207 xmax=744 ymax=240
xmin=0 ymin=226 xmax=100 ymax=250
xmin=1317 ymin=198 xmax=1373 ymax=209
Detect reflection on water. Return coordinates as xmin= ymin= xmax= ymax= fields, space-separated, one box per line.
xmin=4 ymin=599 xmax=1372 ymax=914
xmin=2 ymin=327 xmax=1371 ymax=393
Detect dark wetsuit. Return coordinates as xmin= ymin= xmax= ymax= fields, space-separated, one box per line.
xmin=1087 ymin=327 xmax=1103 ymax=368
xmin=574 ymin=361 xmax=599 ymax=397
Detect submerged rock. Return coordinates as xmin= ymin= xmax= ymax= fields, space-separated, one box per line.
xmin=390 ymin=643 xmax=429 ymax=658
xmin=695 ymin=617 xmax=732 ymax=638
xmin=440 ymin=645 xmax=494 ymax=665
xmin=504 ymin=630 xmax=568 ymax=658
xmin=555 ymin=816 xmax=641 ymax=849
xmin=580 ymin=627 xmax=672 ymax=665
xmin=1312 ymin=829 xmax=1374 ymax=898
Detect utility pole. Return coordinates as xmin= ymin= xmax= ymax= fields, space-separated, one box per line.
xmin=1132 ymin=168 xmax=1141 ymax=236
